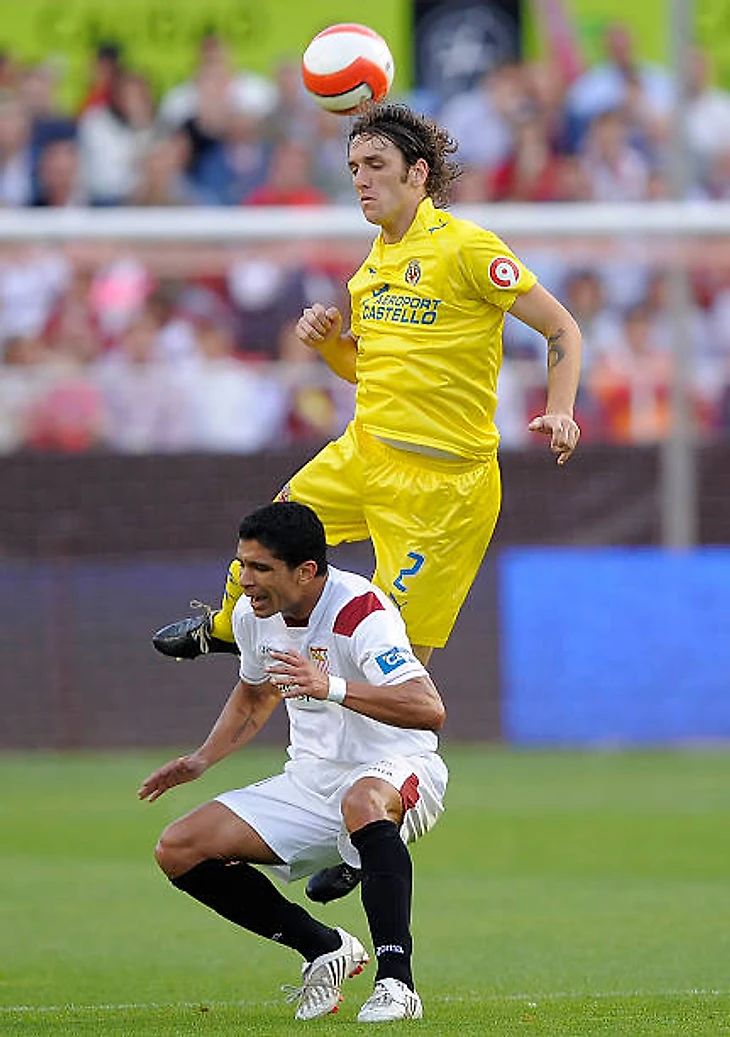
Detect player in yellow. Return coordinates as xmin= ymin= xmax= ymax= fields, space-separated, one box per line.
xmin=153 ymin=102 xmax=582 ymax=900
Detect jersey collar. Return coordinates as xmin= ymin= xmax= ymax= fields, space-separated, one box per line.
xmin=378 ymin=196 xmax=438 ymax=250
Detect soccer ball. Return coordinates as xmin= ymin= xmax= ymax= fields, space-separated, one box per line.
xmin=302 ymin=23 xmax=395 ymax=115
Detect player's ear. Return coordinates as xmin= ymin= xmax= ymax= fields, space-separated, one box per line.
xmin=298 ymin=561 xmax=318 ymax=584
xmin=410 ymin=158 xmax=428 ymax=186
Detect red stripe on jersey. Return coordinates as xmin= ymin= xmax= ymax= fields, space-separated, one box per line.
xmin=333 ymin=592 xmax=385 ymax=637
xmin=399 ymin=773 xmax=420 ymax=813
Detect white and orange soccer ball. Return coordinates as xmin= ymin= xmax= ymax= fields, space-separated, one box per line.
xmin=302 ymin=23 xmax=395 ymax=115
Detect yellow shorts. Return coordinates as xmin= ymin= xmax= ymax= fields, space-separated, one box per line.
xmin=275 ymin=421 xmax=501 ymax=648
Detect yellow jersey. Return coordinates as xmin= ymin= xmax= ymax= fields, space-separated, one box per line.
xmin=348 ymin=196 xmax=537 ymax=460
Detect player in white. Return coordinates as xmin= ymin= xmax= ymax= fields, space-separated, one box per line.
xmin=139 ymin=501 xmax=447 ymax=1023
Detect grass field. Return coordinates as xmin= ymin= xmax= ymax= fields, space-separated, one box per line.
xmin=1 ymin=746 xmax=730 ymax=1035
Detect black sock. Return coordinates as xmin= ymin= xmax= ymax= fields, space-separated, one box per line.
xmin=171 ymin=859 xmax=341 ymax=961
xmin=350 ymin=819 xmax=414 ymax=990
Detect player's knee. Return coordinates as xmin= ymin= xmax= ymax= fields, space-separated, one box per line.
xmin=154 ymin=821 xmax=192 ymax=877
xmin=341 ymin=780 xmax=399 ymax=832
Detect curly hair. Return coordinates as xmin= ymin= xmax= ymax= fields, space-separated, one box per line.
xmin=348 ymin=103 xmax=460 ymax=207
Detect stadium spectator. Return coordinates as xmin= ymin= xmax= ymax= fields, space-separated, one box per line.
xmin=308 ymin=107 xmax=356 ymax=203
xmin=178 ymin=320 xmax=286 ymax=453
xmin=43 ymin=267 xmax=105 ymax=364
xmin=227 ymin=257 xmax=340 ymax=360
xmin=590 ymin=301 xmax=672 ymax=442
xmin=264 ymin=57 xmax=321 ymax=147
xmin=158 ymin=32 xmax=276 ymax=133
xmin=579 ymin=109 xmax=651 ymax=201
xmin=32 ymin=138 xmax=87 ymax=207
xmin=140 ymin=501 xmax=445 ymax=1022
xmin=438 ymin=64 xmax=523 ymax=174
xmin=24 ymin=372 xmax=107 ymax=453
xmin=128 ymin=131 xmax=207 ymax=206
xmin=696 ymin=145 xmax=730 ymax=201
xmin=242 ymin=139 xmax=328 ymax=206
xmin=188 ymin=107 xmax=270 ymax=205
xmin=448 ymin=163 xmax=489 ymax=203
xmin=18 ymin=61 xmax=77 ymax=182
xmin=78 ymin=71 xmax=156 ymax=205
xmin=488 ymin=113 xmax=563 ymax=202
xmin=0 ymin=98 xmax=34 ymax=206
xmin=560 ymin=268 xmax=624 ymax=373
xmin=564 ymin=22 xmax=673 ymax=151
xmin=93 ymin=309 xmax=194 ymax=451
xmin=0 ymin=249 xmax=70 ymax=347
xmin=686 ymin=47 xmax=730 ymax=180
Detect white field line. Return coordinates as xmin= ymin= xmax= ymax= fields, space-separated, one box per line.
xmin=1 ymin=989 xmax=728 ymax=1013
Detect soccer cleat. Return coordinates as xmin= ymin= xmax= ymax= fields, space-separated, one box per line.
xmin=305 ymin=862 xmax=362 ymax=904
xmin=282 ymin=927 xmax=369 ymax=1021
xmin=152 ymin=602 xmax=240 ymax=660
xmin=357 ymin=978 xmax=423 ymax=1023
xmin=152 ymin=560 xmax=243 ymax=660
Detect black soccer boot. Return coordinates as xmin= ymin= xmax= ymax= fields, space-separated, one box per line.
xmin=305 ymin=862 xmax=362 ymax=904
xmin=152 ymin=601 xmax=240 ymax=660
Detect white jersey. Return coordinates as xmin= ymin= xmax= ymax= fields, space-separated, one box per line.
xmin=232 ymin=565 xmax=437 ymax=767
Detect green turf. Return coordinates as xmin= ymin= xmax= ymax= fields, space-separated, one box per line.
xmin=1 ymin=746 xmax=730 ymax=1035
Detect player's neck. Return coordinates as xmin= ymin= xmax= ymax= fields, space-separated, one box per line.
xmin=381 ymin=195 xmax=426 ymax=244
xmin=282 ymin=574 xmax=328 ymax=626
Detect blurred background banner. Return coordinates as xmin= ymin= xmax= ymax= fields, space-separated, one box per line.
xmin=502 ymin=547 xmax=730 ymax=745
xmin=0 ymin=0 xmax=411 ymax=107
xmin=413 ymin=0 xmax=523 ymax=101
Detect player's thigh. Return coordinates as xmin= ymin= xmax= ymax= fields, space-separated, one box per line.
xmin=366 ymin=451 xmax=501 ymax=648
xmin=275 ymin=421 xmax=369 ymax=544
xmin=158 ymin=801 xmax=281 ymax=864
xmin=337 ymin=753 xmax=448 ymax=864
xmin=216 ymin=772 xmax=343 ymax=878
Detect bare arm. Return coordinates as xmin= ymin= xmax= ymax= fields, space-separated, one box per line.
xmin=137 ymin=679 xmax=281 ymax=802
xmin=509 ymin=283 xmax=582 ymax=464
xmin=296 ymin=303 xmax=358 ymax=384
xmin=266 ymin=649 xmax=446 ymax=732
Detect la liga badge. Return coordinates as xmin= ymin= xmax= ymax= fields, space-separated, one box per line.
xmin=488 ymin=257 xmax=520 ymax=288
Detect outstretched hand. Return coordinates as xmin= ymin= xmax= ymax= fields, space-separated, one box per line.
xmin=138 ymin=754 xmax=207 ymax=803
xmin=528 ymin=413 xmax=580 ymax=465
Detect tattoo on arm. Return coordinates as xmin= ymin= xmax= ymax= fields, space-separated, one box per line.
xmin=230 ymin=712 xmax=257 ymax=745
xmin=547 ymin=328 xmax=566 ymax=369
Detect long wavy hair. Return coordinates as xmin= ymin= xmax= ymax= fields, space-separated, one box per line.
xmin=348 ymin=103 xmax=461 ymax=206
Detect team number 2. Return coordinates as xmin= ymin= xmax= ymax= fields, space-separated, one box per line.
xmin=393 ymin=552 xmax=425 ymax=592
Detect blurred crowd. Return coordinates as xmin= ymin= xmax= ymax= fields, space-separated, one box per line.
xmin=1 ymin=25 xmax=730 ymax=453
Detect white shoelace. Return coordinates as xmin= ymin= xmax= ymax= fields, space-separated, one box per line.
xmin=188 ymin=600 xmax=214 ymax=653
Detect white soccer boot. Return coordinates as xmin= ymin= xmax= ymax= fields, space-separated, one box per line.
xmin=357 ymin=977 xmax=424 ymax=1022
xmin=284 ymin=927 xmax=369 ymax=1020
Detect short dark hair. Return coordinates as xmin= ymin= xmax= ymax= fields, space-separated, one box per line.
xmin=349 ymin=103 xmax=460 ymax=206
xmin=238 ymin=502 xmax=327 ymax=575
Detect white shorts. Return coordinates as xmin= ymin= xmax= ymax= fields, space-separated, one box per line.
xmin=215 ymin=752 xmax=448 ymax=882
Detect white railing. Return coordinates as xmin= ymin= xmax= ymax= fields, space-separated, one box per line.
xmin=1 ymin=201 xmax=730 ymax=242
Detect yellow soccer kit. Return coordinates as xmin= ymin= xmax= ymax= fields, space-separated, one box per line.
xmin=213 ymin=198 xmax=538 ymax=648
xmin=278 ymin=422 xmax=500 ymax=648
xmin=348 ymin=195 xmax=536 ymax=460
xmin=266 ymin=198 xmax=538 ymax=649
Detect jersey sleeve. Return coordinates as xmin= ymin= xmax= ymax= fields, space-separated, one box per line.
xmin=232 ymin=597 xmax=269 ymax=685
xmin=349 ymin=606 xmax=429 ymax=686
xmin=460 ymin=228 xmax=537 ymax=311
